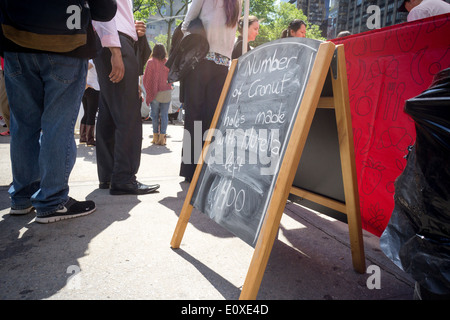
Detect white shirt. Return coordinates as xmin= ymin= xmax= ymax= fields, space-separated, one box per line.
xmin=182 ymin=0 xmax=242 ymax=59
xmin=408 ymin=0 xmax=450 ymax=21
xmin=86 ymin=60 xmax=100 ymax=91
xmin=92 ymin=0 xmax=137 ymax=48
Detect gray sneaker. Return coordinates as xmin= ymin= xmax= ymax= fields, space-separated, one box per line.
xmin=35 ymin=197 xmax=96 ymax=224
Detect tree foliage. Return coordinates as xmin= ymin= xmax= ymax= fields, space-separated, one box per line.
xmin=246 ymin=0 xmax=276 ymax=23
xmin=133 ymin=0 xmax=190 ymax=51
xmin=133 ymin=0 xmax=326 ymax=52
xmin=251 ymin=1 xmax=325 ymax=47
xmin=133 ymin=0 xmax=157 ymax=21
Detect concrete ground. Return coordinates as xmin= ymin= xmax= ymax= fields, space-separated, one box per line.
xmin=0 ymin=121 xmax=414 ymax=300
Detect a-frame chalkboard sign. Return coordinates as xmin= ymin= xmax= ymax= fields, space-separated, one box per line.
xmin=171 ymin=38 xmax=365 ymax=300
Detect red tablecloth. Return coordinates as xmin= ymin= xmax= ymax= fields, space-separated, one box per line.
xmin=332 ymin=13 xmax=450 ymax=236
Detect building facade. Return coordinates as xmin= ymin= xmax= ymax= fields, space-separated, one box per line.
xmin=288 ymin=0 xmax=330 ymax=35
xmin=328 ymin=0 xmax=450 ymax=38
xmin=297 ymin=0 xmax=330 ymax=28
xmin=328 ymin=0 xmax=408 ymax=38
xmin=289 ymin=0 xmax=449 ymax=39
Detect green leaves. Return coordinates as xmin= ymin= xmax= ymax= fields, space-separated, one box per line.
xmin=249 ymin=1 xmax=326 ymax=47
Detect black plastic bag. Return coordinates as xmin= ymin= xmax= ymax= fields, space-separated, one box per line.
xmin=380 ymin=68 xmax=450 ymax=296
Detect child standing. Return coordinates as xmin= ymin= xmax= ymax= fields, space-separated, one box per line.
xmin=143 ymin=43 xmax=173 ymax=145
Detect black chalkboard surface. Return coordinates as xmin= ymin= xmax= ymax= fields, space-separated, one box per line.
xmin=191 ymin=38 xmax=323 ymax=246
xmin=172 ymin=41 xmax=365 ymax=299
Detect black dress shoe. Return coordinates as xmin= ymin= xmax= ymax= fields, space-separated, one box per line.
xmin=110 ymin=181 xmax=160 ymax=195
xmin=99 ymin=182 xmax=110 ymax=189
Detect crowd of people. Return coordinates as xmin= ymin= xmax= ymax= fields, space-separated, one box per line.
xmin=0 ymin=0 xmax=259 ymax=222
xmin=1 ymin=0 xmax=444 ymax=220
xmin=0 ymin=0 xmax=448 ymax=218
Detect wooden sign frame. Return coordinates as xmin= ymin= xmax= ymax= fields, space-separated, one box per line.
xmin=170 ymin=42 xmax=365 ymax=300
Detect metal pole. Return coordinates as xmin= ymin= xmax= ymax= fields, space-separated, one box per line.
xmin=242 ymin=0 xmax=249 ymax=55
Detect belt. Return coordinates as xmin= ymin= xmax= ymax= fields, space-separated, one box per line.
xmin=118 ymin=31 xmax=136 ymax=44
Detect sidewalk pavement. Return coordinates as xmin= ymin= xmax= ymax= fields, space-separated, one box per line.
xmin=0 ymin=122 xmax=414 ymax=300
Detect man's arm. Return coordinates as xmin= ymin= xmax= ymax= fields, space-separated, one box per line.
xmin=108 ymin=47 xmax=124 ymax=83
xmin=135 ymin=20 xmax=146 ymax=37
xmin=92 ymin=19 xmax=124 ymax=83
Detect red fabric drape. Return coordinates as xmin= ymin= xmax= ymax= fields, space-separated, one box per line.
xmin=331 ymin=13 xmax=450 ymax=236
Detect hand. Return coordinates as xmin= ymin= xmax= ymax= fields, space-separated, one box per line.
xmin=135 ymin=20 xmax=146 ymax=37
xmin=109 ymin=47 xmax=124 ymax=83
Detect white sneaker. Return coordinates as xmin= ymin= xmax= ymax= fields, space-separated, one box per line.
xmin=10 ymin=206 xmax=34 ymax=215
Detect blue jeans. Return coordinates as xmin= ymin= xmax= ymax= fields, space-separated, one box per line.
xmin=4 ymin=52 xmax=87 ymax=216
xmin=150 ymin=100 xmax=170 ymax=134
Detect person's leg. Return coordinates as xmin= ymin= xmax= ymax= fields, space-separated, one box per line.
xmin=95 ymin=35 xmax=143 ymax=185
xmin=0 ymin=71 xmax=11 ymax=130
xmin=34 ymin=53 xmax=88 ymax=216
xmin=157 ymin=101 xmax=170 ymax=145
xmin=84 ymin=88 xmax=99 ymax=126
xmin=84 ymin=87 xmax=99 ymax=146
xmin=5 ymin=52 xmax=93 ymax=219
xmin=94 ymin=51 xmax=118 ymax=185
xmin=159 ymin=102 xmax=170 ymax=135
xmin=80 ymin=90 xmax=88 ymax=143
xmin=94 ymin=92 xmax=115 ymax=181
xmin=180 ymin=62 xmax=207 ymax=180
xmin=4 ymin=52 xmax=43 ymax=212
xmin=150 ymin=100 xmax=160 ymax=144
xmin=180 ymin=60 xmax=227 ymax=180
xmin=150 ymin=100 xmax=160 ymax=133
xmin=204 ymin=63 xmax=228 ymax=130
